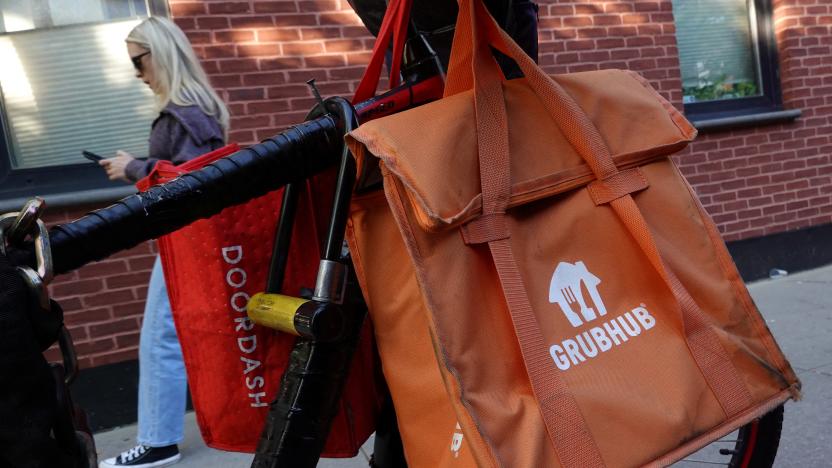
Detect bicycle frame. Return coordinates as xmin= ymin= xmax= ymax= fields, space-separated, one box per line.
xmin=3 ymin=4 xmax=786 ymax=466
xmin=6 ymin=66 xmax=443 ymax=468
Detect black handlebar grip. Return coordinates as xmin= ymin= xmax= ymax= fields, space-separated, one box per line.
xmin=13 ymin=115 xmax=342 ymax=275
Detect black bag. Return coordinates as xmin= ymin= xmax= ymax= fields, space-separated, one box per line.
xmin=0 ymin=254 xmax=96 ymax=468
xmin=346 ymin=0 xmax=538 ymax=72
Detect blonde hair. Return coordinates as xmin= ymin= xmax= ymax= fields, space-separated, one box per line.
xmin=126 ymin=17 xmax=229 ymax=135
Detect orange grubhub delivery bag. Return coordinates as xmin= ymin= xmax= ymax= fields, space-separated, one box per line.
xmin=344 ymin=0 xmax=801 ymax=466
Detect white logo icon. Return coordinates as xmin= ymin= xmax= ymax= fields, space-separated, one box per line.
xmin=450 ymin=422 xmax=463 ymax=458
xmin=548 ymin=261 xmax=607 ymax=327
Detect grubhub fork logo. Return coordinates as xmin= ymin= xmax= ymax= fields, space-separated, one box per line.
xmin=547 ymin=261 xmax=656 ymax=371
xmin=548 ymin=261 xmax=607 ymax=327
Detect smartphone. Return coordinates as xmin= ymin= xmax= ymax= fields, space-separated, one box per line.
xmin=82 ymin=150 xmax=105 ymax=162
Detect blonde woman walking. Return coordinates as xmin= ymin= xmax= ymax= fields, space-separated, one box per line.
xmin=99 ymin=17 xmax=228 ymax=468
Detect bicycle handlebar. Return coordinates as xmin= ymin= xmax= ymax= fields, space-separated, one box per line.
xmin=9 ymin=74 xmax=444 ymax=275
xmin=11 ymin=115 xmax=343 ymax=275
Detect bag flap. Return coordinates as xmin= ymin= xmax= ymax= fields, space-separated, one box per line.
xmin=346 ymin=69 xmax=696 ymax=231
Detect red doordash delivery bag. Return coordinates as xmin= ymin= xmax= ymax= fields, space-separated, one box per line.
xmin=345 ymin=0 xmax=801 ymax=466
xmin=136 ymin=145 xmax=379 ymax=455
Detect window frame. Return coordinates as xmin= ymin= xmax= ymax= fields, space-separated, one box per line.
xmin=0 ymin=0 xmax=169 ymax=201
xmin=679 ymin=0 xmax=784 ymax=122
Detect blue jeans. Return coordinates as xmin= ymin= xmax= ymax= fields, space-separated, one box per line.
xmin=137 ymin=257 xmax=187 ymax=447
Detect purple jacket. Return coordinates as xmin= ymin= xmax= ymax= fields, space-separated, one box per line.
xmin=125 ymin=102 xmax=224 ymax=182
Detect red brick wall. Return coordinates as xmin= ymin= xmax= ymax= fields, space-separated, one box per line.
xmin=535 ymin=0 xmax=832 ymax=242
xmin=43 ymin=208 xmax=157 ymax=368
xmin=537 ymin=1 xmax=681 ymax=101
xmin=53 ymin=0 xmax=832 ymax=367
xmin=677 ymin=1 xmax=832 ymax=241
xmin=170 ymin=0 xmax=377 ymax=143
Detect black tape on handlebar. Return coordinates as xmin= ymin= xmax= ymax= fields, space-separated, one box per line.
xmin=16 ymin=115 xmax=342 ymax=275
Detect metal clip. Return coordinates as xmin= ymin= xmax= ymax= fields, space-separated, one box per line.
xmin=1 ymin=214 xmax=54 ymax=284
xmin=8 ymin=197 xmax=45 ymax=245
xmin=0 ymin=197 xmax=54 ymax=301
xmin=16 ymin=265 xmax=51 ymax=313
xmin=313 ymin=259 xmax=348 ymax=304
xmin=1 ymin=199 xmax=75 ymax=383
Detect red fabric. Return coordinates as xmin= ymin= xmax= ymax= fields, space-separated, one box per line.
xmin=351 ymin=0 xmax=412 ymax=103
xmin=136 ymin=145 xmax=380 ymax=455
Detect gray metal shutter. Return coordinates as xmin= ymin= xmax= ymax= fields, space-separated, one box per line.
xmin=0 ymin=18 xmax=156 ymax=169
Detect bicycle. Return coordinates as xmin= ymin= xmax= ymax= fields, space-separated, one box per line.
xmin=1 ymin=1 xmax=786 ymax=467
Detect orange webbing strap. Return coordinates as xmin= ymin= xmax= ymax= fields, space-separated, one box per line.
xmin=457 ymin=0 xmax=605 ymax=466
xmin=609 ymin=195 xmax=753 ymax=415
xmin=491 ymin=239 xmax=607 ymax=467
xmin=587 ymin=168 xmax=649 ymax=206
xmin=457 ymin=0 xmax=753 ymax=417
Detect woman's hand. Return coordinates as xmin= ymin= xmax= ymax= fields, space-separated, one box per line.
xmin=99 ymin=150 xmax=135 ymax=181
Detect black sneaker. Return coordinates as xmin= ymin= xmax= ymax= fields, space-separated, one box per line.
xmin=99 ymin=444 xmax=181 ymax=467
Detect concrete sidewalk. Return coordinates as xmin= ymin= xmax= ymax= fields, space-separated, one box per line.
xmin=94 ymin=265 xmax=832 ymax=467
xmin=94 ymin=412 xmax=372 ymax=467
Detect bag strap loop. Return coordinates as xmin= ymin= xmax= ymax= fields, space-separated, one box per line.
xmin=587 ymin=168 xmax=649 ymax=206
xmin=459 ymin=212 xmax=509 ymax=244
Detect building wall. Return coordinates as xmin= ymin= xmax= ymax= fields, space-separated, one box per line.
xmin=43 ymin=208 xmax=158 ymax=368
xmin=45 ymin=0 xmax=832 ymax=367
xmin=536 ymin=0 xmax=832 ymax=242
xmin=170 ymin=0 xmax=377 ymax=143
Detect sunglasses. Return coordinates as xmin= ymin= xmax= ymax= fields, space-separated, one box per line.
xmin=131 ymin=51 xmax=151 ymax=72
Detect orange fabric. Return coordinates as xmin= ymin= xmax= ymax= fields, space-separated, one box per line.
xmin=459 ymin=213 xmax=509 ymax=244
xmin=459 ymin=0 xmax=603 ymax=463
xmin=346 ymin=191 xmax=481 ymax=467
xmin=587 ymin=169 xmax=649 ymax=206
xmin=346 ymin=0 xmax=800 ymax=466
xmin=468 ymin=0 xmax=756 ymax=419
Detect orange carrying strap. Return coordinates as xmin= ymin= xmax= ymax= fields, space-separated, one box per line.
xmin=452 ymin=1 xmax=603 ymax=466
xmin=450 ymin=0 xmax=754 ymax=466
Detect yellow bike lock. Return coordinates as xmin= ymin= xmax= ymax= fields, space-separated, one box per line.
xmin=247 ymin=293 xmax=345 ymax=341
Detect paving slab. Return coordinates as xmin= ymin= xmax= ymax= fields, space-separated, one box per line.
xmin=95 ymin=412 xmax=375 ymax=467
xmin=746 ymin=265 xmax=832 ymax=466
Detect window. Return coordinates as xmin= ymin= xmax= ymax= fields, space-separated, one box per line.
xmin=672 ymin=0 xmax=784 ymax=122
xmin=0 ymin=0 xmax=167 ymax=200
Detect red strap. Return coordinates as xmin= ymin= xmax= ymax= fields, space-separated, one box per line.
xmin=135 ymin=143 xmax=241 ymax=191
xmin=388 ymin=0 xmax=411 ymax=89
xmin=352 ymin=0 xmax=412 ymax=103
